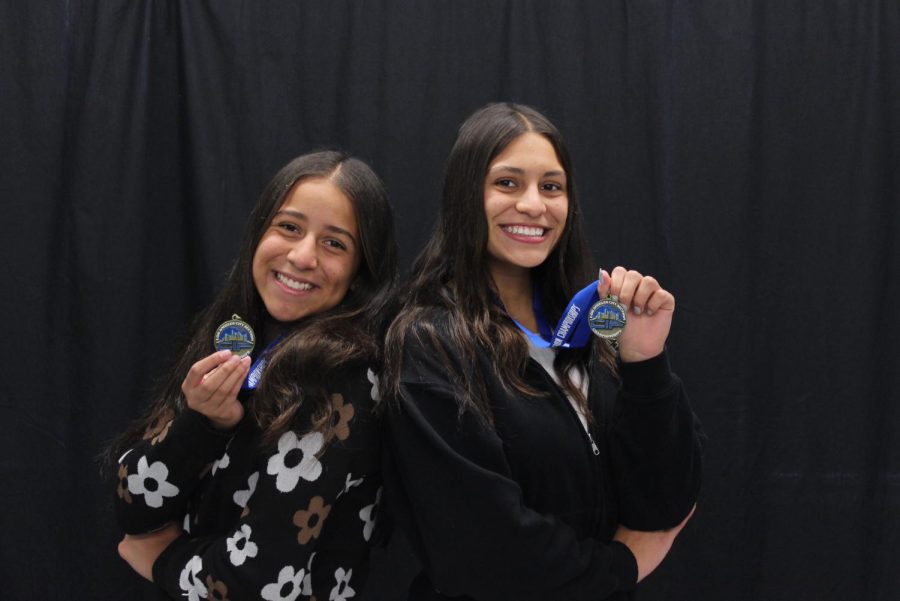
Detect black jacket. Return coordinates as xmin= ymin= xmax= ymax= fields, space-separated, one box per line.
xmin=384 ymin=315 xmax=704 ymax=601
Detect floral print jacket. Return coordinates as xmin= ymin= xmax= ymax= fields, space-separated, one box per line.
xmin=115 ymin=366 xmax=381 ymax=601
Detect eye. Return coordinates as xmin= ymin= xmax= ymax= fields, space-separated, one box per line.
xmin=494 ymin=178 xmax=517 ymax=189
xmin=323 ymin=238 xmax=347 ymax=251
xmin=541 ymin=182 xmax=564 ymax=193
xmin=276 ymin=221 xmax=302 ymax=235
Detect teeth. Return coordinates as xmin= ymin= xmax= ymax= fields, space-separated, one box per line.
xmin=276 ymin=273 xmax=313 ymax=291
xmin=503 ymin=225 xmax=546 ymax=237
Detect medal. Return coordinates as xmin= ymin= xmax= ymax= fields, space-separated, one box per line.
xmin=588 ymin=296 xmax=627 ymax=342
xmin=214 ymin=314 xmax=256 ymax=357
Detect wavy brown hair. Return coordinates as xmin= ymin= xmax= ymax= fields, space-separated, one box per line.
xmin=383 ymin=102 xmax=616 ymax=424
xmin=106 ymin=151 xmax=397 ymax=465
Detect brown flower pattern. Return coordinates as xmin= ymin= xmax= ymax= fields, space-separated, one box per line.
xmin=114 ymin=369 xmax=379 ymax=600
xmin=205 ymin=575 xmax=230 ymax=601
xmin=330 ymin=393 xmax=355 ymax=441
xmin=116 ymin=464 xmax=132 ymax=504
xmin=142 ymin=411 xmax=174 ymax=445
xmin=293 ymin=495 xmax=332 ymax=545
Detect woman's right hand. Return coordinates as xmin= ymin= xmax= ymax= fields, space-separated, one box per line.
xmin=613 ymin=505 xmax=696 ymax=583
xmin=181 ymin=350 xmax=251 ymax=430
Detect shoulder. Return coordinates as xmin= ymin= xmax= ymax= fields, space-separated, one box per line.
xmin=322 ymin=361 xmax=380 ymax=412
xmin=392 ymin=307 xmax=473 ymax=383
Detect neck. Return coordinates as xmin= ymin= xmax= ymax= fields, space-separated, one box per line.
xmin=489 ymin=261 xmax=537 ymax=332
xmin=260 ymin=314 xmax=285 ymax=349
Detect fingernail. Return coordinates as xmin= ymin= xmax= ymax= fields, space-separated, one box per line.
xmin=228 ymin=355 xmax=240 ymax=364
xmin=598 ymin=268 xmax=604 ymax=284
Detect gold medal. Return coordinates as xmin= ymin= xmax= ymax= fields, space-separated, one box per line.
xmin=588 ymin=297 xmax=627 ymax=341
xmin=213 ymin=314 xmax=256 ymax=357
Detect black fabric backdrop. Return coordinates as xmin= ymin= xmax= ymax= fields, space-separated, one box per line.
xmin=1 ymin=1 xmax=897 ymax=599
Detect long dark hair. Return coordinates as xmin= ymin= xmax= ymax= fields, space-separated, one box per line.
xmin=107 ymin=151 xmax=397 ymax=464
xmin=383 ymin=102 xmax=615 ymax=423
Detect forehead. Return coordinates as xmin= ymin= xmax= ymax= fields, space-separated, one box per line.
xmin=489 ymin=132 xmax=564 ymax=172
xmin=277 ymin=177 xmax=358 ymax=233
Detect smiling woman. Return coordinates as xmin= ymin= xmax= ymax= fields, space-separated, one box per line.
xmin=252 ymin=177 xmax=361 ymax=323
xmin=381 ymin=103 xmax=704 ymax=601
xmin=105 ymin=151 xmax=398 ymax=601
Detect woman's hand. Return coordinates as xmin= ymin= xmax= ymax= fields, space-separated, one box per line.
xmin=117 ymin=522 xmax=183 ymax=582
xmin=598 ymin=267 xmax=675 ymax=363
xmin=613 ymin=505 xmax=696 ymax=583
xmin=181 ymin=350 xmax=251 ymax=430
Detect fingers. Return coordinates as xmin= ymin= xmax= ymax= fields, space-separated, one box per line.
xmin=597 ymin=268 xmax=611 ymax=298
xmin=181 ymin=352 xmax=251 ymax=409
xmin=182 ymin=350 xmax=233 ymax=391
xmin=602 ymin=266 xmax=674 ymax=316
xmin=644 ymin=288 xmax=675 ymax=316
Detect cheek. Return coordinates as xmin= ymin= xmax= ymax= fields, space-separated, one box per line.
xmin=554 ymin=200 xmax=570 ymax=229
xmin=251 ymin=238 xmax=274 ymax=287
xmin=326 ymin=256 xmax=359 ymax=295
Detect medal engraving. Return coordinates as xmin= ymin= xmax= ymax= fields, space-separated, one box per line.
xmin=214 ymin=314 xmax=256 ymax=357
xmin=588 ymin=298 xmax=627 ymax=340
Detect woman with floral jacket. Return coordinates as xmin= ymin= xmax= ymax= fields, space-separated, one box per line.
xmin=107 ymin=151 xmax=397 ymax=601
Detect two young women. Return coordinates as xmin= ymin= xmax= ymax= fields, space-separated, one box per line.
xmin=110 ymin=103 xmax=702 ymax=601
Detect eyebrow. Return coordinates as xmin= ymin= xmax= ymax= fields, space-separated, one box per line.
xmin=490 ymin=165 xmax=566 ymax=178
xmin=275 ymin=209 xmax=357 ymax=245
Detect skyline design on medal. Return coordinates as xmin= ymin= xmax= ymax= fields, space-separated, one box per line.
xmin=214 ymin=314 xmax=256 ymax=357
xmin=588 ymin=298 xmax=627 ymax=340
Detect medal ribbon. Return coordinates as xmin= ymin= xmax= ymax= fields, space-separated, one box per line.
xmin=242 ymin=334 xmax=284 ymax=390
xmin=511 ymin=280 xmax=599 ymax=349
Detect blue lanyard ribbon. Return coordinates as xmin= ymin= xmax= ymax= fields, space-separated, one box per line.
xmin=242 ymin=334 xmax=284 ymax=390
xmin=510 ymin=280 xmax=599 ymax=348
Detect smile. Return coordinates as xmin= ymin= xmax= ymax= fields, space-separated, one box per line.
xmin=275 ymin=272 xmax=315 ymax=291
xmin=501 ymin=225 xmax=548 ymax=239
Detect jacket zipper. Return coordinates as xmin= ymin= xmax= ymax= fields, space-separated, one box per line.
xmin=585 ymin=429 xmax=600 ymax=455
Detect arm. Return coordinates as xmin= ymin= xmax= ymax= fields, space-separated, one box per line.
xmin=598 ymin=266 xmax=705 ymax=529
xmin=384 ymin=335 xmax=638 ymax=601
xmin=114 ymin=350 xmax=251 ymax=533
xmin=607 ymin=351 xmax=704 ymax=530
xmin=115 ymin=408 xmax=236 ymax=533
xmin=142 ymin=374 xmax=380 ymax=601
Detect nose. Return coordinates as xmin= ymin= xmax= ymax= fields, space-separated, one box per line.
xmin=515 ymin=184 xmax=547 ymax=217
xmin=287 ymin=236 xmax=318 ymax=270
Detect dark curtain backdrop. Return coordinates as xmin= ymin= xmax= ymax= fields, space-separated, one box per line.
xmin=1 ymin=1 xmax=897 ymax=599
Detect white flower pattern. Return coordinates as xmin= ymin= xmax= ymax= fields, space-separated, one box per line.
xmin=211 ymin=450 xmax=230 ymax=475
xmin=226 ymin=524 xmax=259 ymax=566
xmin=178 ymin=555 xmax=207 ymax=601
xmin=127 ymin=455 xmax=180 ymax=508
xmin=301 ymin=551 xmax=317 ymax=595
xmin=358 ymin=486 xmax=382 ymax=542
xmin=329 ymin=567 xmax=355 ymax=601
xmin=233 ymin=471 xmax=259 ymax=509
xmin=261 ymin=565 xmax=306 ymax=601
xmin=266 ymin=431 xmax=324 ymax=493
xmin=337 ymin=473 xmax=364 ymax=499
xmin=366 ymin=368 xmax=380 ymax=403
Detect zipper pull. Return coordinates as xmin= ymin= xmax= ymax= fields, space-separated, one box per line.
xmin=587 ymin=431 xmax=600 ymax=456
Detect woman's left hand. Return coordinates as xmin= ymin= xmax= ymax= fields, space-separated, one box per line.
xmin=599 ymin=267 xmax=675 ymax=363
xmin=117 ymin=522 xmax=182 ymax=581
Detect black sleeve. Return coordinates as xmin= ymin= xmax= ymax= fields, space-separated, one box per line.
xmin=607 ymin=350 xmax=705 ymax=530
xmin=151 ymin=370 xmax=381 ymax=601
xmin=114 ymin=409 xmax=234 ymax=534
xmin=384 ymin=333 xmax=638 ymax=601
